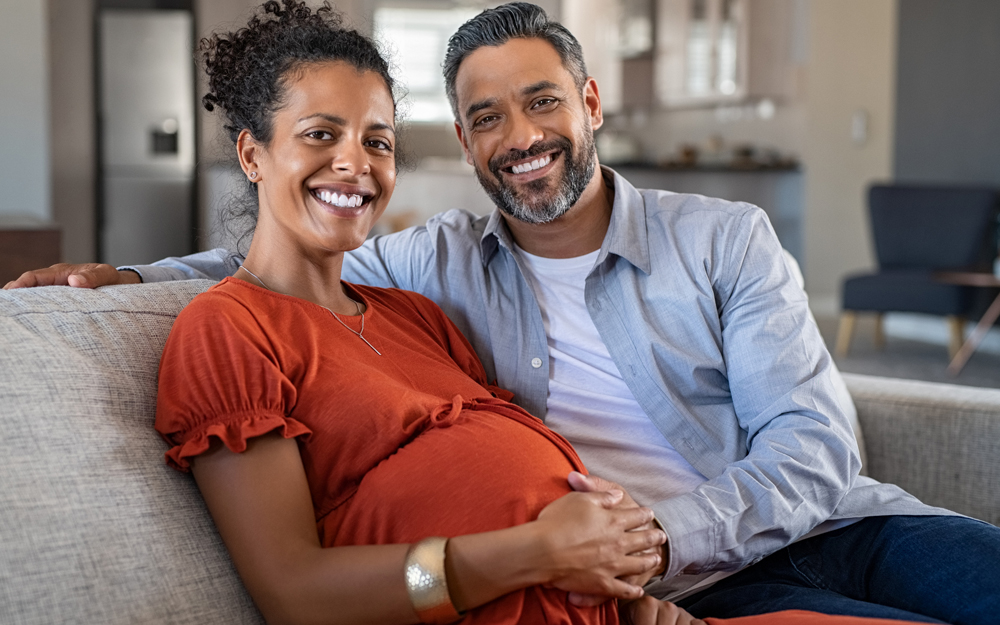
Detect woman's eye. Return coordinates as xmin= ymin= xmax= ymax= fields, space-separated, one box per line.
xmin=366 ymin=139 xmax=392 ymax=151
xmin=306 ymin=130 xmax=333 ymax=141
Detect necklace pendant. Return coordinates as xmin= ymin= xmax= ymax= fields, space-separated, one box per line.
xmin=359 ymin=335 xmax=382 ymax=356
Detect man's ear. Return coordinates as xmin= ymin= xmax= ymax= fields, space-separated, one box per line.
xmin=237 ymin=129 xmax=262 ymax=181
xmin=454 ymin=120 xmax=475 ymax=166
xmin=583 ymin=77 xmax=603 ymax=133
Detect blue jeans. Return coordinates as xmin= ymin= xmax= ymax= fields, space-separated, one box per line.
xmin=676 ymin=515 xmax=1000 ymax=624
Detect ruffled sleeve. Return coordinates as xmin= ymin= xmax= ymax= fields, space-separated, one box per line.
xmin=155 ymin=289 xmax=312 ymax=471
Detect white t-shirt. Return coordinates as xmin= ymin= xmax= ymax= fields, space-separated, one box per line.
xmin=514 ymin=245 xmax=708 ymax=506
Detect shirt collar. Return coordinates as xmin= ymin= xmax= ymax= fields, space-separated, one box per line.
xmin=479 ymin=165 xmax=651 ymax=275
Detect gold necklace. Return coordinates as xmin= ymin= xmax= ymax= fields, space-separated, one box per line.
xmin=237 ymin=265 xmax=381 ymax=356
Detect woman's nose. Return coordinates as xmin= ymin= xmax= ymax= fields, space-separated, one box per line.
xmin=331 ymin=142 xmax=370 ymax=176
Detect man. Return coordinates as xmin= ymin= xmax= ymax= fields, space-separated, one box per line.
xmin=7 ymin=3 xmax=999 ymax=623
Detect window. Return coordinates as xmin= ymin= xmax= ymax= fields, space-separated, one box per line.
xmin=685 ymin=0 xmax=745 ymax=98
xmin=656 ymin=0 xmax=748 ymax=106
xmin=374 ymin=7 xmax=480 ymax=124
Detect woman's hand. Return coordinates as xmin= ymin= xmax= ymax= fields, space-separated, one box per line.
xmin=3 ymin=263 xmax=139 ymax=289
xmin=620 ymin=596 xmax=707 ymax=625
xmin=530 ymin=486 xmax=667 ymax=601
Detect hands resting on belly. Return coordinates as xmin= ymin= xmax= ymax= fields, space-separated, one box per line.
xmin=565 ymin=472 xmax=706 ymax=625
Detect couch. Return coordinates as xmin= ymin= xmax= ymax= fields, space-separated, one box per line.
xmin=2 ymin=282 xmax=999 ymax=624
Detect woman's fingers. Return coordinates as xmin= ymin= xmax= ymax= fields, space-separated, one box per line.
xmin=611 ymin=503 xmax=658 ymax=530
xmin=556 ymin=575 xmax=646 ymax=603
xmin=620 ymin=597 xmax=707 ymax=625
xmin=622 ymin=525 xmax=668 ymax=554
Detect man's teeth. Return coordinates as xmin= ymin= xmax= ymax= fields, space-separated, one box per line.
xmin=511 ymin=154 xmax=552 ymax=174
xmin=318 ymin=190 xmax=364 ymax=208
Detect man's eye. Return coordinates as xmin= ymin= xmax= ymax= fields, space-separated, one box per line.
xmin=474 ymin=114 xmax=499 ymax=127
xmin=533 ymin=98 xmax=557 ymax=108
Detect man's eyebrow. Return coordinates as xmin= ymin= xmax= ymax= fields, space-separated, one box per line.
xmin=522 ymin=80 xmax=561 ymax=96
xmin=465 ymin=97 xmax=498 ymax=121
xmin=298 ymin=113 xmax=395 ymax=134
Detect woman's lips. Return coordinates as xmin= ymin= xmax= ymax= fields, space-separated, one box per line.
xmin=314 ymin=189 xmax=367 ymax=208
xmin=311 ymin=189 xmax=371 ymax=216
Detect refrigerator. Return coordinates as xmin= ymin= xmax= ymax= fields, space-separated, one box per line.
xmin=97 ymin=8 xmax=195 ymax=267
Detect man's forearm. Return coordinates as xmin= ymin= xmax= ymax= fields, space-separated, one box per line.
xmin=118 ymin=248 xmax=241 ymax=283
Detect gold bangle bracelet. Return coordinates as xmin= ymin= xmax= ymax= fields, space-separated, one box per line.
xmin=403 ymin=537 xmax=462 ymax=624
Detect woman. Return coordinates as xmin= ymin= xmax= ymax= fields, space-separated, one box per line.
xmin=156 ymin=3 xmax=663 ymax=624
xmin=154 ymin=3 xmax=929 ymax=625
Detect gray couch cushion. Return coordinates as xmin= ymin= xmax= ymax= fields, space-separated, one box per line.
xmin=0 ymin=282 xmax=263 ymax=625
xmin=844 ymin=373 xmax=1000 ymax=525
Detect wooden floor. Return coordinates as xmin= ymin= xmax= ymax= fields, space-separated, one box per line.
xmin=813 ymin=313 xmax=1000 ymax=389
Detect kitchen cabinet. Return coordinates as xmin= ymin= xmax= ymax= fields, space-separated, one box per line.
xmin=655 ymin=0 xmax=800 ymax=107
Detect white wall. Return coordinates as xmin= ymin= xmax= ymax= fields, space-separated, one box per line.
xmin=0 ymin=0 xmax=51 ymax=220
xmin=802 ymin=0 xmax=898 ymax=311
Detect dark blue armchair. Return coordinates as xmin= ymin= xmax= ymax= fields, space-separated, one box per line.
xmin=836 ymin=184 xmax=1000 ymax=357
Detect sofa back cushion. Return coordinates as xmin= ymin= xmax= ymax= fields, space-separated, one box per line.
xmin=0 ymin=282 xmax=264 ymax=625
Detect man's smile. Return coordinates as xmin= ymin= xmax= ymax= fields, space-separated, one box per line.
xmin=498 ymin=150 xmax=561 ymax=182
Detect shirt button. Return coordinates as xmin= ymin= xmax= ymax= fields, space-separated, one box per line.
xmin=531 ymin=357 xmax=543 ymax=369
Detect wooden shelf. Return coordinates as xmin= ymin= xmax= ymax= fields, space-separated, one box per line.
xmin=0 ymin=217 xmax=61 ymax=284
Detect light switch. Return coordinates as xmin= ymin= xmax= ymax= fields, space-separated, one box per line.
xmin=851 ymin=109 xmax=869 ymax=146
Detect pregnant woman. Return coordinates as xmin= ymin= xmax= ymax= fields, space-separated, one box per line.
xmin=155 ymin=3 xmax=663 ymax=624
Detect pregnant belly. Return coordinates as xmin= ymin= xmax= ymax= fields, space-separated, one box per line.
xmin=321 ymin=399 xmax=583 ymax=547
xmin=319 ymin=399 xmax=614 ymax=625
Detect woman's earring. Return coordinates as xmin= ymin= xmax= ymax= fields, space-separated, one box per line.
xmin=249 ymin=171 xmax=258 ymax=180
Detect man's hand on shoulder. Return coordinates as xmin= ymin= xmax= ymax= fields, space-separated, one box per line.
xmin=567 ymin=471 xmax=669 ymax=603
xmin=3 ymin=263 xmax=141 ymax=290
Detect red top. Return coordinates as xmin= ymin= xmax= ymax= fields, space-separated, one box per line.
xmin=155 ymin=277 xmax=613 ymax=624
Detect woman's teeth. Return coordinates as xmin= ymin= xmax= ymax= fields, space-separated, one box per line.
xmin=511 ymin=154 xmax=552 ymax=174
xmin=317 ymin=190 xmax=364 ymax=208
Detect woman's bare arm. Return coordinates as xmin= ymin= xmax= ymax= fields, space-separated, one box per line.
xmin=192 ymin=431 xmax=666 ymax=625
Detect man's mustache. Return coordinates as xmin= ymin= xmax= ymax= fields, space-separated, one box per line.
xmin=488 ymin=138 xmax=571 ymax=176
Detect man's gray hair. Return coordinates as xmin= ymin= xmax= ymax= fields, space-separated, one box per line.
xmin=443 ymin=2 xmax=588 ymax=122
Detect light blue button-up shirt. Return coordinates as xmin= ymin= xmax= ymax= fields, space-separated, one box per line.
xmin=132 ymin=167 xmax=943 ymax=580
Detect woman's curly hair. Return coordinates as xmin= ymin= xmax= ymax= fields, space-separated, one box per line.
xmin=198 ymin=0 xmax=405 ymax=255
xmin=200 ymin=0 xmax=397 ymax=145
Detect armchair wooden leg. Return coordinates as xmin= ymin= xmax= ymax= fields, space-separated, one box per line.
xmin=835 ymin=312 xmax=857 ymax=357
xmin=873 ymin=313 xmax=885 ymax=350
xmin=947 ymin=316 xmax=966 ymax=360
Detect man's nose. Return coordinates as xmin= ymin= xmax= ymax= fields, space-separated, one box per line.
xmin=503 ymin=111 xmax=545 ymax=153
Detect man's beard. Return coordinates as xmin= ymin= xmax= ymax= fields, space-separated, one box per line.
xmin=474 ymin=130 xmax=597 ymax=225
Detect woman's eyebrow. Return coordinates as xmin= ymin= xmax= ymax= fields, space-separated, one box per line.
xmin=299 ymin=113 xmax=347 ymax=125
xmin=368 ymin=122 xmax=395 ymax=135
xmin=298 ymin=113 xmax=394 ymax=134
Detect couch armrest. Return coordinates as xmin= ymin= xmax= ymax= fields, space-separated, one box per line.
xmin=843 ymin=373 xmax=1000 ymax=525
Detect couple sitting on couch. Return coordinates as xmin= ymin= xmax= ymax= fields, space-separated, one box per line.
xmin=9 ymin=2 xmax=999 ymax=624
